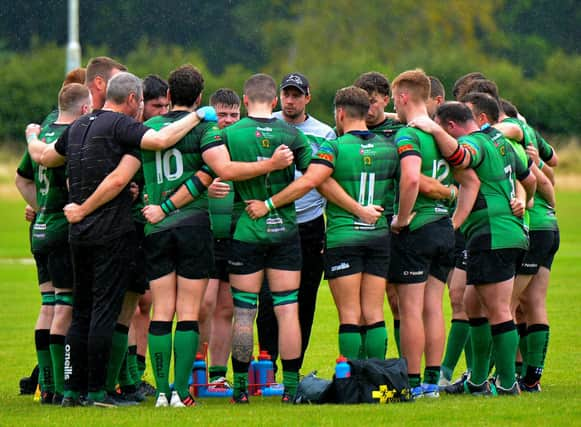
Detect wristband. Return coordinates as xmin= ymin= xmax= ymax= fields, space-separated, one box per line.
xmin=160 ymin=199 xmax=177 ymax=215
xmin=185 ymin=175 xmax=205 ymax=199
xmin=265 ymin=198 xmax=275 ymax=212
xmin=26 ymin=133 xmax=37 ymax=144
xmin=538 ymin=160 xmax=544 ymax=170
xmin=449 ymin=186 xmax=456 ymax=202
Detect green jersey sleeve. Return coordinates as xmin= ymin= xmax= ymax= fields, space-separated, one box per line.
xmin=17 ymin=151 xmax=34 ymax=180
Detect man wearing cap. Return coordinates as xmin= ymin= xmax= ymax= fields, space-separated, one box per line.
xmin=257 ymin=72 xmax=336 ymax=370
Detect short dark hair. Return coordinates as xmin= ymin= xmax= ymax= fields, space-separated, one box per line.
xmin=334 ymin=86 xmax=370 ymax=119
xmin=244 ymin=74 xmax=277 ymax=103
xmin=85 ymin=56 xmax=127 ymax=84
xmin=500 ymin=98 xmax=519 ymax=118
xmin=464 ymin=79 xmax=501 ymax=104
xmin=436 ymin=101 xmax=475 ymax=125
xmin=461 ymin=92 xmax=500 ymax=123
xmin=168 ymin=64 xmax=204 ymax=107
xmin=452 ymin=72 xmax=486 ymax=100
xmin=353 ymin=72 xmax=391 ymax=97
xmin=429 ymin=76 xmax=445 ymax=99
xmin=210 ymin=88 xmax=241 ymax=108
xmin=143 ymin=75 xmax=168 ymax=102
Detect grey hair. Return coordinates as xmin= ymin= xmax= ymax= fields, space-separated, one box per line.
xmin=106 ymin=72 xmax=143 ymax=104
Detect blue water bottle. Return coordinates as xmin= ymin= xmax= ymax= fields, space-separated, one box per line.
xmin=335 ymin=355 xmax=351 ymax=378
xmin=192 ymin=352 xmax=207 ymax=396
xmin=257 ymin=350 xmax=275 ymax=392
xmin=248 ymin=356 xmax=258 ymax=395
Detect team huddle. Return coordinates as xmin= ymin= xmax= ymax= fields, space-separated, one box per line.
xmin=16 ymin=56 xmax=559 ymax=407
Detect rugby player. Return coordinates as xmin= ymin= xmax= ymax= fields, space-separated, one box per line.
xmin=409 ymin=100 xmax=536 ymax=395
xmin=257 ymin=72 xmax=336 ymax=369
xmin=246 ymin=85 xmax=398 ymax=363
xmin=17 ymin=83 xmax=92 ymax=404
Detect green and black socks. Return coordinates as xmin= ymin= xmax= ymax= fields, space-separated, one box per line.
xmin=281 ymin=358 xmax=300 ymax=398
xmin=149 ymin=321 xmax=173 ymax=396
xmin=105 ymin=324 xmax=129 ymax=393
xmin=469 ymin=318 xmax=492 ymax=385
xmin=491 ymin=320 xmax=518 ymax=388
xmin=338 ymin=324 xmax=361 ymax=360
xmin=49 ymin=334 xmax=66 ymax=395
xmin=35 ymin=329 xmax=54 ymax=393
xmin=365 ymin=321 xmax=387 ymax=359
xmin=174 ymin=321 xmax=199 ymax=399
xmin=523 ymin=324 xmax=549 ymax=385
xmin=441 ymin=319 xmax=470 ymax=380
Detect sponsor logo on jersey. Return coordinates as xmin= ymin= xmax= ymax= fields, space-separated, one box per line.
xmin=331 ymin=262 xmax=350 ymax=272
xmin=398 ymin=144 xmax=414 ymax=154
xmin=316 ymin=152 xmax=333 ymax=161
xmin=256 ymin=127 xmax=273 ymax=133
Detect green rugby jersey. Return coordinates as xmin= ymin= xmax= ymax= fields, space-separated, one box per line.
xmin=208 ymin=180 xmax=235 ymax=239
xmin=503 ymin=118 xmax=557 ymax=231
xmin=395 ymin=126 xmax=452 ymax=231
xmin=311 ymin=131 xmax=398 ymax=248
xmin=208 ymin=116 xmax=311 ymax=244
xmin=459 ymin=125 xmax=529 ymax=250
xmin=369 ymin=118 xmax=404 ymax=216
xmin=142 ymin=111 xmax=212 ymax=235
xmin=29 ymin=123 xmax=70 ymax=252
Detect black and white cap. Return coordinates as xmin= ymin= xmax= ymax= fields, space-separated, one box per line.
xmin=280 ymin=73 xmax=310 ymax=95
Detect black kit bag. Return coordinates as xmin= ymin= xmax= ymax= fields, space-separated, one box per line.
xmin=331 ymin=358 xmax=411 ymax=404
xmin=294 ymin=371 xmax=333 ymax=404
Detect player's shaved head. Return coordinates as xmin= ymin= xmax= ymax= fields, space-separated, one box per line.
xmin=244 ymin=74 xmax=277 ymax=103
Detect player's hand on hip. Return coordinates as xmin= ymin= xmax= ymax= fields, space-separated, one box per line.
xmin=270 ymin=145 xmax=294 ymax=170
xmin=245 ymin=200 xmax=268 ymax=220
xmin=357 ymin=204 xmax=384 ymax=225
xmin=25 ymin=123 xmax=41 ymax=141
xmin=24 ymin=205 xmax=36 ymax=222
xmin=208 ymin=178 xmax=230 ymax=199
xmin=510 ymin=198 xmax=525 ymax=218
xmin=142 ymin=205 xmax=166 ymax=224
xmin=63 ymin=203 xmax=86 ymax=224
xmin=390 ymin=212 xmax=416 ymax=234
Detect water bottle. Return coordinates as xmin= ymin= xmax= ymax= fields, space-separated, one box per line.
xmin=335 ymin=355 xmax=351 ymax=378
xmin=257 ymin=350 xmax=275 ymax=392
xmin=192 ymin=352 xmax=207 ymax=396
xmin=248 ymin=356 xmax=258 ymax=395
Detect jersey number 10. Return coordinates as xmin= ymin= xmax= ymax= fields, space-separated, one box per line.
xmin=155 ymin=149 xmax=184 ymax=184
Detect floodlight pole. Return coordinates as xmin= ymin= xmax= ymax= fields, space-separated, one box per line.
xmin=66 ymin=0 xmax=81 ymax=73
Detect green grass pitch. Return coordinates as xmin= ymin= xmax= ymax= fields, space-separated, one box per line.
xmin=0 ymin=191 xmax=580 ymax=426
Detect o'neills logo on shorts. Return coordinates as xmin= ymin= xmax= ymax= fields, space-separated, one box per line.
xmin=64 ymin=344 xmax=72 ymax=380
xmin=228 ymin=260 xmax=243 ymax=266
xmin=403 ymin=270 xmax=424 ymax=276
xmin=331 ymin=262 xmax=350 ymax=272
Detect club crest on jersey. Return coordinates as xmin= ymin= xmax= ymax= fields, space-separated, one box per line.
xmin=363 ymin=156 xmax=372 ymax=165
xmin=262 ymin=139 xmax=270 ymax=148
